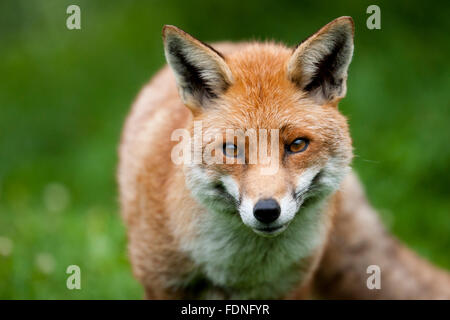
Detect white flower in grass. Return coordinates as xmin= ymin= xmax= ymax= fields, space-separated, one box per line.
xmin=43 ymin=183 xmax=70 ymax=213
xmin=35 ymin=252 xmax=55 ymax=274
xmin=0 ymin=237 xmax=13 ymax=256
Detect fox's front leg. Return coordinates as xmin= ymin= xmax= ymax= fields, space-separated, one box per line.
xmin=132 ymin=261 xmax=185 ymax=300
xmin=143 ymin=286 xmax=177 ymax=300
xmin=127 ymin=232 xmax=194 ymax=300
xmin=314 ymin=173 xmax=450 ymax=299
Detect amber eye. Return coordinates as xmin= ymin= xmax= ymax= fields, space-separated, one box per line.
xmin=223 ymin=143 xmax=240 ymax=158
xmin=287 ymin=138 xmax=309 ymax=153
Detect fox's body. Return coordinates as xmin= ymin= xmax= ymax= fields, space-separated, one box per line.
xmin=118 ymin=18 xmax=450 ymax=299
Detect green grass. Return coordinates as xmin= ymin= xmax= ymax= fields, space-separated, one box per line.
xmin=0 ymin=0 xmax=449 ymax=299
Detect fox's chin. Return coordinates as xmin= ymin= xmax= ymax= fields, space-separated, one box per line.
xmin=251 ymin=224 xmax=288 ymax=237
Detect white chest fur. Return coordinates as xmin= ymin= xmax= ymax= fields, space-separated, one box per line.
xmin=179 ymin=201 xmax=329 ymax=299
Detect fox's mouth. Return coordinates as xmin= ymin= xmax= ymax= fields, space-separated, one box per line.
xmin=252 ymin=224 xmax=288 ymax=237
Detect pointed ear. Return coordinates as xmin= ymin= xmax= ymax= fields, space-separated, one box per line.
xmin=162 ymin=25 xmax=233 ymax=110
xmin=287 ymin=17 xmax=354 ymax=104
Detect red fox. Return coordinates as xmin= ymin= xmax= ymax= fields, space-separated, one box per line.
xmin=118 ymin=17 xmax=450 ymax=299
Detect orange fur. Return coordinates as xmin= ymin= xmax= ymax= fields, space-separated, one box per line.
xmin=118 ymin=18 xmax=450 ymax=299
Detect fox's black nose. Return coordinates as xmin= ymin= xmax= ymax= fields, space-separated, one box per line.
xmin=253 ymin=198 xmax=281 ymax=224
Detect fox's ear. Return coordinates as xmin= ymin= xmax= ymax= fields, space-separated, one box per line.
xmin=287 ymin=17 xmax=354 ymax=104
xmin=162 ymin=25 xmax=233 ymax=110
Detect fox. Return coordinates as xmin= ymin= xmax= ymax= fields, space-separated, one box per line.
xmin=118 ymin=17 xmax=450 ymax=299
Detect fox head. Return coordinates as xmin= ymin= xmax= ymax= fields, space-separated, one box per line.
xmin=164 ymin=17 xmax=354 ymax=237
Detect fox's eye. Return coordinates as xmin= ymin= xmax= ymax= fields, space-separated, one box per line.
xmin=287 ymin=138 xmax=309 ymax=153
xmin=223 ymin=143 xmax=239 ymax=158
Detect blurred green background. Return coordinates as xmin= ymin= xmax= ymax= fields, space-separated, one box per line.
xmin=0 ymin=0 xmax=449 ymax=299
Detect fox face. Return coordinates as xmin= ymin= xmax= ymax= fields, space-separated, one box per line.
xmin=164 ymin=17 xmax=354 ymax=238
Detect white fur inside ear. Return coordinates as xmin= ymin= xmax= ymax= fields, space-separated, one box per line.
xmin=287 ymin=19 xmax=354 ymax=103
xmin=163 ymin=29 xmax=233 ymax=107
